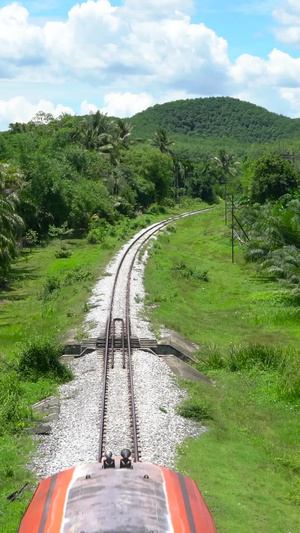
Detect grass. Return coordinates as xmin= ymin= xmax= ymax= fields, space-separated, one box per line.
xmin=144 ymin=206 xmax=300 ymax=532
xmin=178 ymin=374 xmax=300 ymax=532
xmin=145 ymin=208 xmax=300 ymax=347
xmin=0 ymin=238 xmax=111 ymax=358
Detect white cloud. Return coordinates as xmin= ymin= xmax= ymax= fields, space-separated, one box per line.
xmin=278 ymin=87 xmax=300 ymax=116
xmin=123 ymin=0 xmax=194 ymax=19
xmin=159 ymin=90 xmax=199 ymax=104
xmin=0 ymin=2 xmax=44 ymax=76
xmin=0 ymin=96 xmax=74 ymax=129
xmin=101 ymin=92 xmax=154 ymax=117
xmin=0 ymin=1 xmax=230 ymax=94
xmin=230 ymin=54 xmax=265 ymax=85
xmin=80 ymin=100 xmax=99 ymax=115
xmin=273 ymin=1 xmax=300 ymax=46
xmin=231 ymin=49 xmax=300 ymax=88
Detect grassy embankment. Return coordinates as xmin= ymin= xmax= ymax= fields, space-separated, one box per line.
xmin=0 ymin=205 xmax=208 ymax=533
xmin=144 ymin=207 xmax=300 ymax=533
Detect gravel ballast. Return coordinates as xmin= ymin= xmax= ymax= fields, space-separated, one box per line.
xmin=30 ymin=220 xmax=206 ymax=478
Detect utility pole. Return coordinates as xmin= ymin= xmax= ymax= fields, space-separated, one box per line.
xmin=224 ymin=178 xmax=227 ymax=224
xmin=280 ymin=151 xmax=295 ymax=166
xmin=231 ymin=195 xmax=234 ymax=264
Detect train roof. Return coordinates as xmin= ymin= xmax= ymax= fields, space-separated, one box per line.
xmin=19 ymin=461 xmax=216 ymax=532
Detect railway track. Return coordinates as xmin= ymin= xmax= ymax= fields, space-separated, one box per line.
xmin=98 ymin=209 xmax=211 ymax=463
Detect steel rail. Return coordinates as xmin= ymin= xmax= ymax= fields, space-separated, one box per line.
xmin=98 ymin=209 xmax=212 ymax=462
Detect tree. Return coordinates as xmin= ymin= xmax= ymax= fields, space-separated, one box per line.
xmin=97 ymin=119 xmax=135 ymax=166
xmin=187 ymin=161 xmax=218 ymax=203
xmin=152 ymin=129 xmax=175 ymax=156
xmin=152 ymin=129 xmax=182 ymax=197
xmin=115 ymin=119 xmax=134 ymax=150
xmin=248 ymin=154 xmax=298 ymax=204
xmin=31 ymin=111 xmax=55 ymax=127
xmin=74 ymin=111 xmax=113 ymax=150
xmin=123 ymin=147 xmax=173 ymax=208
xmin=0 ymin=163 xmax=24 ymax=275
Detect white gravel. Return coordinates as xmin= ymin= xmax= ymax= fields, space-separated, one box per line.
xmin=30 ymin=217 xmax=206 ymax=478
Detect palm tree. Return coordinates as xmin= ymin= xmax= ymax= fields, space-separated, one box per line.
xmin=152 ymin=129 xmax=181 ymax=197
xmin=97 ymin=119 xmax=137 ymax=166
xmin=116 ymin=119 xmax=133 ymax=150
xmin=76 ymin=111 xmax=114 ymax=150
xmin=152 ymin=128 xmax=175 ymax=156
xmin=213 ymin=149 xmax=239 ymax=223
xmin=0 ymin=164 xmax=24 ymax=275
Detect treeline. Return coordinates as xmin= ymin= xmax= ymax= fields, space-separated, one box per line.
xmin=1 ymin=100 xmax=300 ymax=297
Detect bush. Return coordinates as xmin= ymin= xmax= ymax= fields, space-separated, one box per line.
xmin=87 ymin=217 xmax=109 ymax=244
xmin=55 ymin=247 xmax=72 ymax=258
xmin=178 ymin=398 xmax=213 ymax=421
xmin=228 ymin=343 xmax=281 ymax=372
xmin=63 ymin=266 xmax=92 ymax=285
xmin=101 ymin=238 xmax=115 ymax=250
xmin=278 ymin=352 xmax=300 ymax=401
xmin=197 ymin=344 xmax=226 ymax=369
xmin=147 ymin=203 xmax=167 ymax=214
xmin=173 ymin=259 xmax=210 ymax=282
xmin=23 ymin=229 xmax=39 ymax=248
xmin=87 ymin=228 xmax=105 ymax=244
xmin=18 ymin=337 xmax=73 ymax=383
xmin=0 ymin=372 xmax=31 ymax=434
xmin=42 ymin=274 xmax=61 ymax=301
xmin=167 ymin=224 xmax=177 ymax=233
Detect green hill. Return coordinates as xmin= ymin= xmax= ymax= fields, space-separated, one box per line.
xmin=129 ymin=97 xmax=300 ymax=144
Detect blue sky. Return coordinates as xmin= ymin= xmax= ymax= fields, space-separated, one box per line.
xmin=0 ymin=0 xmax=300 ymax=129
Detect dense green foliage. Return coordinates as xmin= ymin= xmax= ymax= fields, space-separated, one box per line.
xmin=0 ymin=112 xmax=182 ymax=276
xmin=123 ymin=146 xmax=173 ymax=205
xmin=237 ymin=195 xmax=300 ymax=297
xmin=248 ymin=154 xmax=298 ymax=203
xmin=0 ymin=163 xmax=24 ymax=275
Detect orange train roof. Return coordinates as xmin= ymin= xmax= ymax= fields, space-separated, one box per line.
xmin=19 ymin=462 xmax=216 ymax=533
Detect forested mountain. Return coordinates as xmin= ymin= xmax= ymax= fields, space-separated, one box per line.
xmin=129 ymin=97 xmax=300 ymax=144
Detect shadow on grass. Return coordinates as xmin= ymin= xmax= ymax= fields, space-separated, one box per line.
xmin=0 ymin=266 xmax=39 ymax=294
xmin=249 ymin=276 xmax=274 ymax=283
xmin=3 ymin=293 xmax=28 ymax=302
xmin=9 ymin=265 xmax=39 ymax=279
